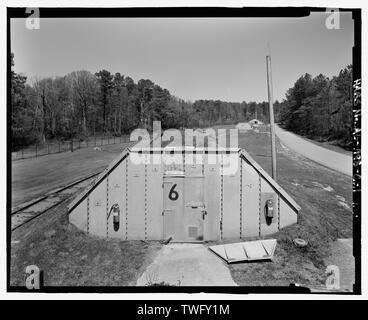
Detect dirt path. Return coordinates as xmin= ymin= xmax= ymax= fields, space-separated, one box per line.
xmin=136 ymin=243 xmax=237 ymax=286
xmin=275 ymin=125 xmax=352 ymax=176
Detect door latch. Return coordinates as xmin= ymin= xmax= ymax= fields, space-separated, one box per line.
xmin=201 ymin=210 xmax=207 ymax=220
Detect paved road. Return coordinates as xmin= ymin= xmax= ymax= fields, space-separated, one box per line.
xmin=275 ymin=125 xmax=352 ymax=176
xmin=136 ymin=243 xmax=237 ymax=286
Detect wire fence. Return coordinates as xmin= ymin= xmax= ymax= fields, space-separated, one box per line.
xmin=11 ymin=134 xmax=131 ymax=161
xmin=11 ymin=121 xmax=245 ymax=161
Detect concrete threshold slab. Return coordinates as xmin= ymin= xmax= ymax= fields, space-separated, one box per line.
xmin=136 ymin=243 xmax=238 ymax=286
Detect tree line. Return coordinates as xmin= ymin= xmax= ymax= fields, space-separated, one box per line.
xmin=11 ymin=52 xmax=352 ymax=151
xmin=10 ymin=53 xmax=271 ymax=151
xmin=276 ymin=65 xmax=352 ymax=150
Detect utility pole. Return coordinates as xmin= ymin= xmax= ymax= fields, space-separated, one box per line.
xmin=266 ymin=54 xmax=277 ymax=180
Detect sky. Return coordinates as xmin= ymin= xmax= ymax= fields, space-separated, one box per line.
xmin=11 ymin=13 xmax=354 ymax=102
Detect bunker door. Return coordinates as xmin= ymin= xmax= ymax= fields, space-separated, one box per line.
xmin=162 ymin=176 xmax=184 ymax=241
xmin=183 ymin=176 xmax=205 ymax=242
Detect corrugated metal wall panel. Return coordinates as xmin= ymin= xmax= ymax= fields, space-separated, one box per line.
xmin=241 ymin=158 xmax=260 ymax=238
xmin=88 ymin=179 xmax=107 ymax=237
xmin=146 ymin=159 xmax=163 ymax=240
xmin=126 ymin=157 xmax=146 ymax=240
xmin=222 ymin=154 xmax=241 ymax=239
xmin=203 ymin=153 xmax=221 ymax=241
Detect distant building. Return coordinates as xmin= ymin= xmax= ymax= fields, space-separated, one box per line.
xmin=248 ymin=119 xmax=264 ymax=126
xmin=236 ymin=122 xmax=251 ymax=132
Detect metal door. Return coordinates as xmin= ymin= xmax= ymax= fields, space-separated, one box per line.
xmin=162 ymin=176 xmax=184 ymax=241
xmin=183 ymin=176 xmax=205 ymax=242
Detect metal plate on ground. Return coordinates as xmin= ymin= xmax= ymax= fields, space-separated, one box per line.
xmin=209 ymin=239 xmax=277 ymax=263
xmin=222 ymin=242 xmax=247 ymax=262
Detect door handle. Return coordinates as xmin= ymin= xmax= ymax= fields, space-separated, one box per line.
xmin=201 ymin=210 xmax=207 ymax=220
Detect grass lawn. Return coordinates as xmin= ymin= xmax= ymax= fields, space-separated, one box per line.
xmin=10 ymin=198 xmax=162 ymax=287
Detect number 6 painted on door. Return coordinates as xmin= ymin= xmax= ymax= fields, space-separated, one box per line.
xmin=169 ymin=184 xmax=179 ymax=201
